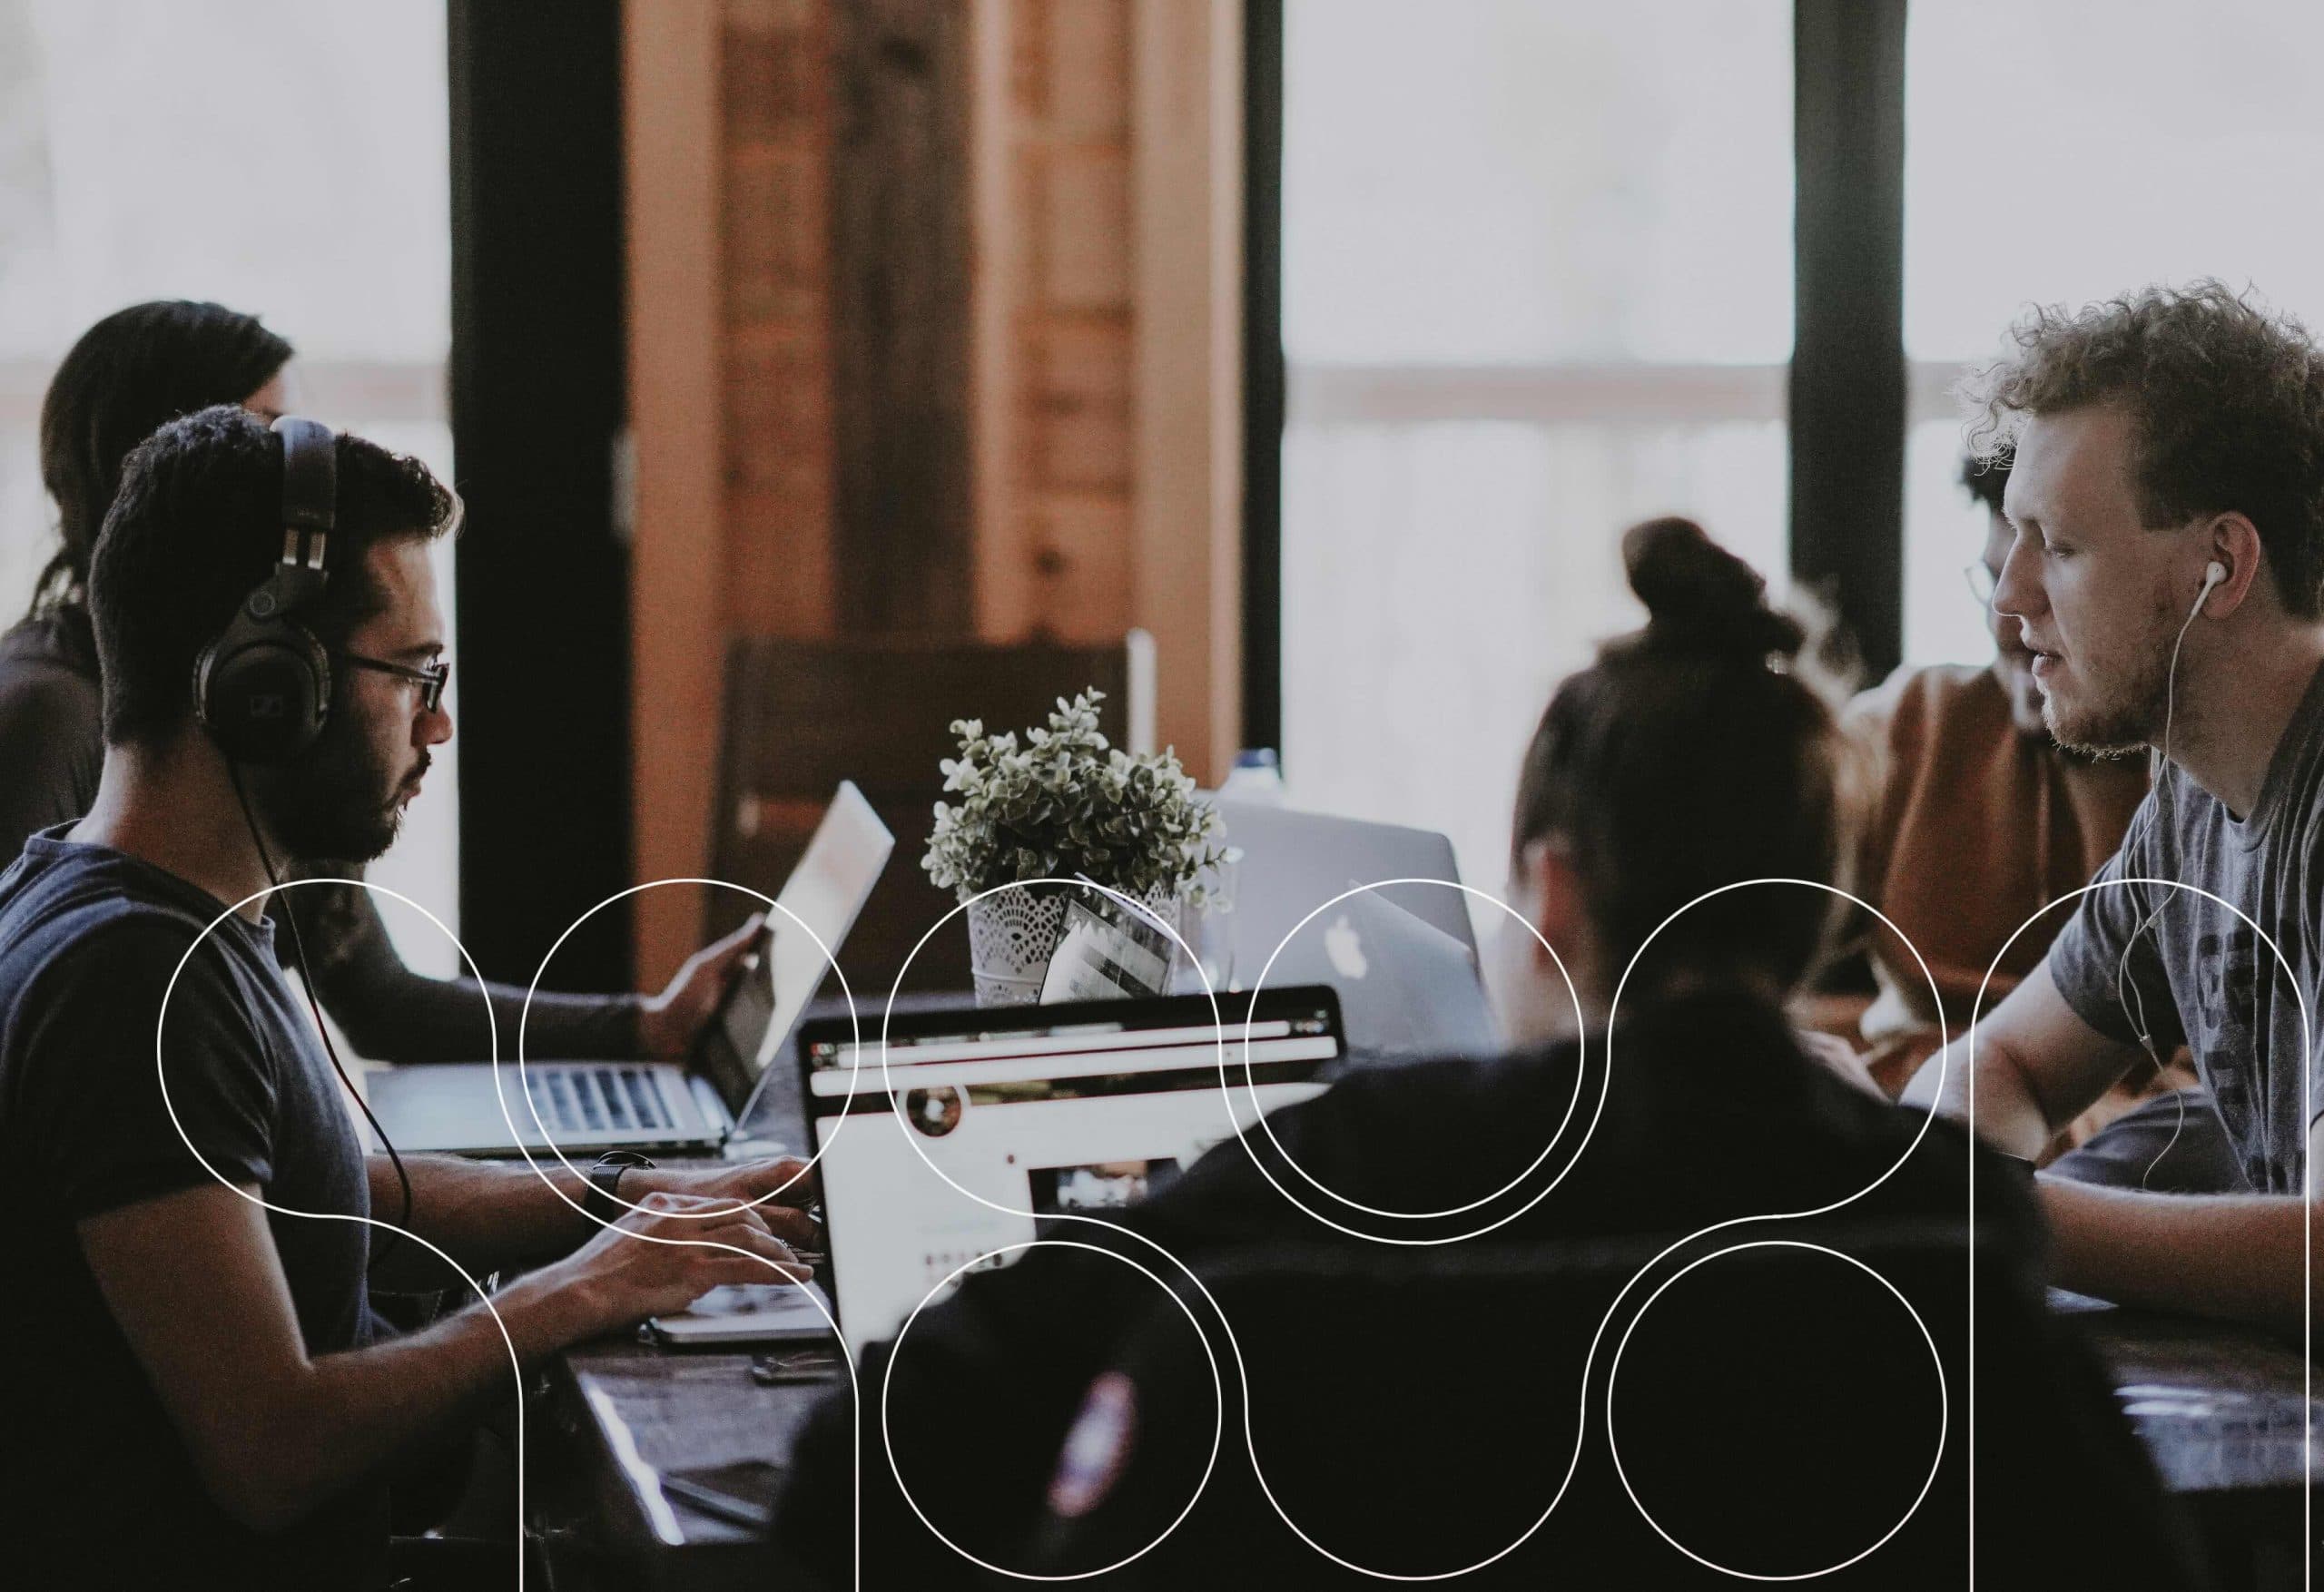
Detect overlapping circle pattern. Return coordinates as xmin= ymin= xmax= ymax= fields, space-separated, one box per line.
xmin=146 ymin=870 xmax=2317 ymax=1587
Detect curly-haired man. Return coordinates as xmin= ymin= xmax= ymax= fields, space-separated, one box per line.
xmin=1905 ymin=281 xmax=2324 ymax=1333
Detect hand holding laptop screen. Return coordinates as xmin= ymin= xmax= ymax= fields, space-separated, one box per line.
xmin=639 ymin=911 xmax=777 ymax=1060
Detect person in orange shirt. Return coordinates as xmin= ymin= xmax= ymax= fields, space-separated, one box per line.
xmin=1843 ymin=454 xmax=2239 ymax=1191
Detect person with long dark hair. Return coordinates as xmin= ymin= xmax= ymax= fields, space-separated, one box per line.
xmin=0 ymin=301 xmax=754 ymax=1065
xmin=4 ymin=301 xmax=294 ymax=848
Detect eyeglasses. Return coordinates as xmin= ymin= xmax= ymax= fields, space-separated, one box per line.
xmin=1963 ymin=561 xmax=1998 ymax=609
xmin=340 ymin=651 xmax=449 ymax=714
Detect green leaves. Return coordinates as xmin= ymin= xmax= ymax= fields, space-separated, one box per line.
xmin=921 ymin=687 xmax=1231 ymax=905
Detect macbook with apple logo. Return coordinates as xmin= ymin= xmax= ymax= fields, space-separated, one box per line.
xmin=1207 ymin=801 xmax=1501 ymax=1063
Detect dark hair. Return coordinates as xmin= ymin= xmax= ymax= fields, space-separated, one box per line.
xmin=34 ymin=300 xmax=294 ymax=627
xmin=90 ymin=405 xmax=458 ymax=748
xmin=1511 ymin=517 xmax=1844 ymax=995
xmin=1958 ymin=452 xmax=2010 ymax=518
xmin=1965 ymin=281 xmax=2324 ymax=617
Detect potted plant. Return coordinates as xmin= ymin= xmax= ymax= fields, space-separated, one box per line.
xmin=923 ymin=689 xmax=1230 ymax=1005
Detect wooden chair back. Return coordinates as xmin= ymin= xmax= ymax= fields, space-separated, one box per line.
xmin=708 ymin=632 xmax=1154 ymax=997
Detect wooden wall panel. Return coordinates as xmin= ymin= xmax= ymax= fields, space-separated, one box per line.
xmin=629 ymin=0 xmax=1241 ymax=980
xmin=1130 ymin=0 xmax=1242 ymax=778
xmin=627 ymin=0 xmax=726 ymax=987
xmin=723 ymin=0 xmax=836 ymax=638
xmin=831 ymin=0 xmax=976 ymax=633
xmin=972 ymin=0 xmax=1140 ymax=649
xmin=970 ymin=0 xmax=1239 ymax=768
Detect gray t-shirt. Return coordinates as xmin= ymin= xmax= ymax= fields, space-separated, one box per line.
xmin=2049 ymin=661 xmax=2324 ymax=1194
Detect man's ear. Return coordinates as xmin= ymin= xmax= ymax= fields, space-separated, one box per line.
xmin=2201 ymin=511 xmax=2266 ymax=619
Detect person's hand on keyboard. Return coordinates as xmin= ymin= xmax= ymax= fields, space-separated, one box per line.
xmin=517 ymin=1190 xmax=812 ymax=1339
xmin=636 ymin=1155 xmax=821 ymax=1249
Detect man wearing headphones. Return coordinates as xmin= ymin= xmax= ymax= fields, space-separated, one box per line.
xmin=1904 ymin=282 xmax=2324 ymax=1335
xmin=0 ymin=407 xmax=814 ymax=1587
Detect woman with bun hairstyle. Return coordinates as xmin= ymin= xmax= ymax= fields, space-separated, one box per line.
xmin=770 ymin=521 xmax=2122 ymax=1588
xmin=1 ymin=301 xmax=761 ymax=1065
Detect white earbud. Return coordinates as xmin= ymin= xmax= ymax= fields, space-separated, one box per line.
xmin=2196 ymin=560 xmax=2228 ymax=615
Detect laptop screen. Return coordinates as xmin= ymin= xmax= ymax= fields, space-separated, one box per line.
xmin=799 ymin=986 xmax=1343 ymax=1354
xmin=696 ymin=781 xmax=894 ymax=1122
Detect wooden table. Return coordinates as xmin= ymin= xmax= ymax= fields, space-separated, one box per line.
xmin=2061 ymin=1290 xmax=2317 ymax=1591
xmin=532 ymin=1296 xmax=2319 ymax=1588
xmin=532 ymin=1337 xmax=826 ymax=1590
xmin=526 ymin=993 xmax=921 ymax=1587
xmin=527 ymin=1001 xmax=2321 ymax=1585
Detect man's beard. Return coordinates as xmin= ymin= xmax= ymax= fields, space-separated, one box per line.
xmin=251 ymin=718 xmax=419 ymax=866
xmin=2043 ymin=642 xmax=2171 ymax=758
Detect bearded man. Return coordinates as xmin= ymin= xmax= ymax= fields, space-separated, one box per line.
xmin=1906 ymin=282 xmax=2324 ymax=1335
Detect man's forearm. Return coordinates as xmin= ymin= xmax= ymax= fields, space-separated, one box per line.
xmin=372 ymin=1154 xmax=596 ymax=1282
xmin=2039 ymin=1177 xmax=2315 ymax=1338
xmin=1905 ymin=1035 xmax=2053 ymax=1157
xmin=372 ymin=1155 xmax=803 ymax=1290
xmin=231 ymin=1262 xmax=598 ymax=1529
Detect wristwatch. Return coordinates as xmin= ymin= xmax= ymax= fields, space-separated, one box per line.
xmin=585 ymin=1150 xmax=656 ymax=1223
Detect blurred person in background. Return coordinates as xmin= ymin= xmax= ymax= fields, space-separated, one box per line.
xmin=1834 ymin=452 xmax=2238 ymax=1192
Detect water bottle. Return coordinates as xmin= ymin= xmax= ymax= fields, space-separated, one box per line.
xmin=1217 ymin=747 xmax=1285 ymax=806
xmin=1187 ymin=750 xmax=1282 ymax=992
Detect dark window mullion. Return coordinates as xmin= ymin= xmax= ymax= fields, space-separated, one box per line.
xmin=1242 ymin=0 xmax=1285 ymax=762
xmin=448 ymin=0 xmax=631 ymax=989
xmin=1790 ymin=0 xmax=1910 ymax=681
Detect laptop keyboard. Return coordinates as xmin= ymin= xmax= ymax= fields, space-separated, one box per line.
xmin=526 ymin=1066 xmax=675 ymax=1135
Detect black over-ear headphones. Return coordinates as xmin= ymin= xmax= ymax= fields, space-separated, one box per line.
xmin=195 ymin=414 xmax=422 ymax=1262
xmin=193 ymin=415 xmax=337 ymax=763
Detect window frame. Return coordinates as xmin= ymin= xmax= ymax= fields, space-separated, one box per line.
xmin=448 ymin=0 xmax=632 ymax=992
xmin=1243 ymin=0 xmax=1914 ymax=742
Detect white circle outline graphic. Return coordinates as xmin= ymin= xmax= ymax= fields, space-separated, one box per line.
xmin=1962 ymin=876 xmax=2313 ymax=1588
xmin=862 ymin=879 xmax=1243 ymax=1573
xmin=153 ymin=879 xmax=868 ymax=1589
xmin=1604 ymin=1239 xmax=1947 ymax=1580
xmin=1249 ymin=879 xmax=1954 ymax=1582
xmin=514 ymin=877 xmax=861 ymax=1220
xmin=880 ymin=1240 xmax=1224 ymax=1581
xmin=867 ymin=876 xmax=1955 ymax=1580
xmin=874 ymin=878 xmax=1224 ymax=1226
xmin=1235 ymin=878 xmax=1583 ymax=1220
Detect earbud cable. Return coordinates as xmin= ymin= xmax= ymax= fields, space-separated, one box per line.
xmin=2113 ymin=579 xmax=2210 ymax=1190
xmin=227 ymin=762 xmax=415 ymax=1268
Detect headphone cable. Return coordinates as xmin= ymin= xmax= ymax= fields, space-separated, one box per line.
xmin=227 ymin=762 xmax=415 ymax=1269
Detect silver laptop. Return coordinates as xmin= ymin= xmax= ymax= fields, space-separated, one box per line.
xmin=367 ymin=782 xmax=893 ymax=1155
xmin=1209 ymin=799 xmax=1500 ymax=1061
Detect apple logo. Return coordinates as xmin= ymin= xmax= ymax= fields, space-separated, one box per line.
xmin=1324 ymin=913 xmax=1369 ymax=981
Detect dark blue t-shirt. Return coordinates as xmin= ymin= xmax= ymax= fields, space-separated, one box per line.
xmin=0 ymin=829 xmax=380 ymax=1588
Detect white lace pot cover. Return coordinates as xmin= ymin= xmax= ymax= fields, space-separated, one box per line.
xmin=964 ymin=886 xmax=1180 ymax=1007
